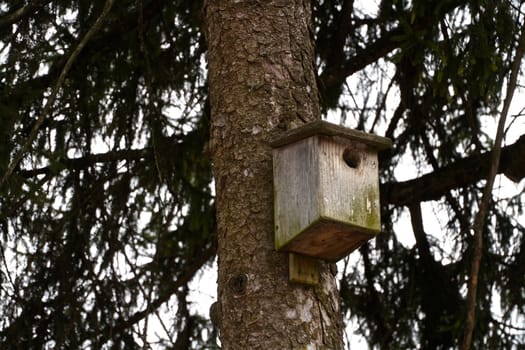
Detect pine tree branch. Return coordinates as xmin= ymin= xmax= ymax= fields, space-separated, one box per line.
xmin=490 ymin=316 xmax=525 ymax=332
xmin=2 ymin=0 xmax=167 ymax=108
xmin=461 ymin=20 xmax=525 ymax=350
xmin=319 ymin=28 xmax=400 ymax=91
xmin=18 ymin=148 xmax=151 ymax=178
xmin=16 ymin=133 xmax=525 ymax=212
xmin=318 ymin=0 xmax=468 ymax=91
xmin=0 ymin=0 xmax=53 ymax=30
xmin=409 ymin=203 xmax=433 ymax=264
xmin=100 ymin=241 xmax=217 ymax=344
xmin=381 ymin=134 xmax=525 ymax=206
xmin=0 ymin=0 xmax=114 ymax=190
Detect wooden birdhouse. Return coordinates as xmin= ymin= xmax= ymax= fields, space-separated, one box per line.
xmin=272 ymin=120 xmax=392 ymax=263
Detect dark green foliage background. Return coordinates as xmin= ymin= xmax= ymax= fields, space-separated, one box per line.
xmin=0 ymin=0 xmax=524 ymax=348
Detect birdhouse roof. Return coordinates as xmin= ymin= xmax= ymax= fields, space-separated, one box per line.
xmin=270 ymin=120 xmax=392 ymax=150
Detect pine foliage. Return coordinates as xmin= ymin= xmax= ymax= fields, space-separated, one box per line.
xmin=0 ymin=0 xmax=524 ymax=348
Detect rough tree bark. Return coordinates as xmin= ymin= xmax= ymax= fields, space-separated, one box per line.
xmin=204 ymin=0 xmax=344 ymax=348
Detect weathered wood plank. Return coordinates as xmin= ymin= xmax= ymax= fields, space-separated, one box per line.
xmin=288 ymin=253 xmax=319 ymax=285
xmin=270 ymin=120 xmax=392 ymax=150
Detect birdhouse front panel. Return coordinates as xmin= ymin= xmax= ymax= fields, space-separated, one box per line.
xmin=290 ymin=136 xmax=382 ymax=261
xmin=317 ymin=136 xmax=381 ymax=233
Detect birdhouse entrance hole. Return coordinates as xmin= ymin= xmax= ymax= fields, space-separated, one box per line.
xmin=342 ymin=148 xmax=360 ymax=169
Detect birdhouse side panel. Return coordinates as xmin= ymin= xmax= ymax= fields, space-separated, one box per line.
xmin=273 ymin=137 xmax=321 ymax=250
xmin=318 ymin=137 xmax=381 ymax=233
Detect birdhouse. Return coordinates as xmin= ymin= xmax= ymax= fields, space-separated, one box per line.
xmin=272 ymin=120 xmax=392 ymax=262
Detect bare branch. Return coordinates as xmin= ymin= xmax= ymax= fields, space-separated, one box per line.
xmin=461 ymin=19 xmax=525 ymax=350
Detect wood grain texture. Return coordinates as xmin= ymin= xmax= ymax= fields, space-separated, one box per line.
xmin=289 ymin=253 xmax=319 ymax=285
xmin=270 ymin=119 xmax=392 ymax=150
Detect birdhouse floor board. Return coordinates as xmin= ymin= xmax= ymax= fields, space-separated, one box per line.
xmin=281 ymin=220 xmax=378 ymax=262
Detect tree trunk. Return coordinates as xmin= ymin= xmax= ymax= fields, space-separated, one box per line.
xmin=204 ymin=0 xmax=344 ymax=349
